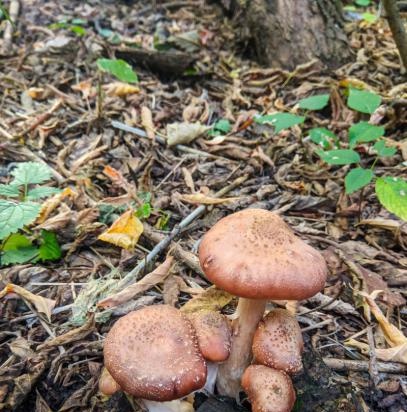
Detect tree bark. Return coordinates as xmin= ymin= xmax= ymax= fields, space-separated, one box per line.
xmin=235 ymin=0 xmax=352 ymax=70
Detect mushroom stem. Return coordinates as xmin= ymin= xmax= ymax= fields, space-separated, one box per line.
xmin=142 ymin=400 xmax=193 ymax=412
xmin=216 ymin=298 xmax=267 ymax=398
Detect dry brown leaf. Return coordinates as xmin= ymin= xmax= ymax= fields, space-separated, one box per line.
xmin=141 ymin=106 xmax=155 ymax=140
xmin=35 ymin=203 xmax=72 ymax=230
xmin=362 ymin=291 xmax=407 ymax=347
xmin=97 ymin=256 xmax=174 ymax=309
xmin=98 ymin=209 xmax=144 ymax=251
xmin=204 ymin=135 xmax=228 ymax=145
xmin=178 ymin=193 xmax=239 ymax=205
xmin=37 ymin=314 xmax=95 ymax=350
xmin=36 ymin=187 xmax=76 ymax=224
xmin=163 ymin=274 xmax=183 ymax=306
xmin=166 ymin=122 xmax=209 ymax=146
xmin=181 ymin=285 xmax=233 ymax=314
xmin=26 ymin=87 xmax=49 ymax=100
xmin=104 ymin=82 xmax=140 ymax=97
xmin=71 ymin=79 xmax=94 ymax=99
xmin=103 ymin=165 xmax=135 ymax=194
xmin=181 ymin=167 xmax=195 ymax=193
xmin=0 ymin=284 xmax=56 ymax=321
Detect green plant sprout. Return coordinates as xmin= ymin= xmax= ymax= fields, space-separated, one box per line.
xmin=254 ymin=87 xmax=407 ymax=221
xmin=0 ymin=162 xmax=62 ymax=266
xmin=96 ymin=58 xmax=138 ymax=83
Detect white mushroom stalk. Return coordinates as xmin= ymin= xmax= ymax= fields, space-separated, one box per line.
xmin=142 ymin=400 xmax=193 ymax=412
xmin=216 ymin=298 xmax=267 ymax=397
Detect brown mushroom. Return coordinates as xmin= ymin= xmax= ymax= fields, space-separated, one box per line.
xmin=99 ymin=367 xmax=121 ymax=396
xmin=252 ymin=309 xmax=304 ymax=374
xmin=103 ymin=305 xmax=207 ymax=402
xmin=187 ymin=310 xmax=232 ymax=362
xmin=241 ymin=365 xmax=296 ymax=412
xmin=198 ymin=209 xmax=327 ymax=396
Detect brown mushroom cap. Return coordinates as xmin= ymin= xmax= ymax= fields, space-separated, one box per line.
xmin=104 ymin=305 xmax=207 ymax=401
xmin=241 ymin=365 xmax=296 ymax=412
xmin=198 ymin=209 xmax=327 ymax=300
xmin=187 ymin=311 xmax=232 ymax=362
xmin=252 ymin=309 xmax=304 ymax=374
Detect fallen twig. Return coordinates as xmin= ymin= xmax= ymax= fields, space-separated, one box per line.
xmin=323 ymin=357 xmax=407 ymax=373
xmin=1 ymin=0 xmax=19 ymax=55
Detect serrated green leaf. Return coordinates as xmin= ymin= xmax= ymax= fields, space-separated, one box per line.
xmin=26 ymin=187 xmax=61 ymax=200
xmin=38 ymin=230 xmax=61 ymax=261
xmin=11 ymin=162 xmax=52 ymax=186
xmin=375 ymin=177 xmax=407 ymax=221
xmin=347 ymin=88 xmax=381 ymax=114
xmin=373 ymin=140 xmax=397 ymax=157
xmin=1 ymin=247 xmax=39 ymax=265
xmin=349 ymin=122 xmax=384 ymax=147
xmin=136 ymin=202 xmax=152 ymax=219
xmin=317 ymin=149 xmax=361 ymax=165
xmin=298 ymin=94 xmax=330 ymax=111
xmin=96 ymin=58 xmax=138 ymax=83
xmin=0 ymin=200 xmax=41 ymax=239
xmin=0 ymin=184 xmax=20 ymax=197
xmin=255 ymin=113 xmax=305 ymax=133
xmin=1 ymin=233 xmax=38 ymax=266
xmin=309 ymin=128 xmax=337 ymax=149
xmin=345 ymin=168 xmax=374 ymax=194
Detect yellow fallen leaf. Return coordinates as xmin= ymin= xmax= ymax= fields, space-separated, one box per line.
xmin=37 ymin=187 xmax=76 ymax=224
xmin=0 ymin=284 xmax=56 ymax=321
xmin=362 ymin=291 xmax=407 ymax=347
xmin=181 ymin=286 xmax=233 ymax=314
xmin=178 ymin=193 xmax=239 ymax=205
xmin=97 ymin=256 xmax=174 ymax=309
xmin=141 ymin=106 xmax=155 ymax=140
xmin=72 ymin=79 xmax=94 ymax=99
xmin=98 ymin=209 xmax=143 ymax=250
xmin=104 ymin=82 xmax=140 ymax=97
xmin=345 ymin=338 xmax=407 ymax=364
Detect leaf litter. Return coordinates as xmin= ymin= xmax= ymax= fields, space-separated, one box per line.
xmin=0 ymin=0 xmax=406 ymax=411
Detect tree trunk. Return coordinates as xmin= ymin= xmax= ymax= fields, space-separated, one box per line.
xmin=236 ymin=0 xmax=352 ymax=70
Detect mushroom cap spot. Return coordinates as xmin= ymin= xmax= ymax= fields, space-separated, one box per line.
xmin=103 ymin=305 xmax=207 ymax=401
xmin=198 ymin=209 xmax=327 ymax=300
xmin=188 ymin=311 xmax=232 ymax=362
xmin=241 ymin=365 xmax=296 ymax=412
xmin=253 ymin=309 xmax=304 ymax=374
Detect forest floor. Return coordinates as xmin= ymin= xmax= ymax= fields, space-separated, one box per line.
xmin=0 ymin=0 xmax=406 ymax=411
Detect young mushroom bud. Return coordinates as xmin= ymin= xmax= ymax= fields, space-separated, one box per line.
xmin=241 ymin=365 xmax=296 ymax=412
xmin=99 ymin=367 xmax=121 ymax=396
xmin=103 ymin=305 xmax=207 ymax=407
xmin=253 ymin=309 xmax=303 ymax=374
xmin=187 ymin=310 xmax=232 ymax=362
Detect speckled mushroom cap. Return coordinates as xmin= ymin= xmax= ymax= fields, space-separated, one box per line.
xmin=252 ymin=309 xmax=304 ymax=374
xmin=241 ymin=365 xmax=296 ymax=412
xmin=187 ymin=311 xmax=232 ymax=362
xmin=198 ymin=209 xmax=327 ymax=300
xmin=103 ymin=305 xmax=207 ymax=401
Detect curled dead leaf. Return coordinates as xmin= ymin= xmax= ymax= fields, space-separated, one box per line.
xmin=166 ymin=122 xmax=209 ymax=146
xmin=98 ymin=209 xmax=144 ymax=251
xmin=141 ymin=106 xmax=155 ymax=140
xmin=36 ymin=187 xmax=77 ymax=224
xmin=181 ymin=285 xmax=233 ymax=314
xmin=104 ymin=82 xmax=140 ymax=97
xmin=178 ymin=193 xmax=239 ymax=205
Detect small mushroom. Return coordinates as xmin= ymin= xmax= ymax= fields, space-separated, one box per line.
xmin=252 ymin=309 xmax=304 ymax=374
xmin=103 ymin=305 xmax=207 ymax=408
xmin=99 ymin=367 xmax=121 ymax=396
xmin=199 ymin=209 xmax=327 ymax=396
xmin=187 ymin=310 xmax=232 ymax=362
xmin=241 ymin=365 xmax=296 ymax=412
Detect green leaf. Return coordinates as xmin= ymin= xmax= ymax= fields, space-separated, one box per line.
xmin=138 ymin=192 xmax=152 ymax=203
xmin=136 ymin=202 xmax=152 ymax=219
xmin=298 ymin=94 xmax=330 ymax=111
xmin=373 ymin=140 xmax=397 ymax=157
xmin=26 ymin=187 xmax=61 ymax=200
xmin=0 ymin=200 xmax=41 ymax=239
xmin=214 ymin=119 xmax=231 ymax=134
xmin=309 ymin=128 xmax=337 ymax=149
xmin=362 ymin=12 xmax=377 ymax=23
xmin=355 ymin=0 xmax=370 ymax=6
xmin=0 ymin=184 xmax=20 ymax=197
xmin=347 ymin=88 xmax=381 ymax=114
xmin=11 ymin=162 xmax=52 ymax=186
xmin=375 ymin=177 xmax=407 ymax=221
xmin=38 ymin=230 xmax=61 ymax=261
xmin=317 ymin=149 xmax=361 ymax=165
xmin=345 ymin=168 xmax=374 ymax=194
xmin=349 ymin=122 xmax=385 ymax=147
xmin=96 ymin=58 xmax=138 ymax=83
xmin=71 ymin=18 xmax=87 ymax=25
xmin=255 ymin=113 xmax=305 ymax=133
xmin=70 ymin=25 xmax=86 ymax=36
xmin=1 ymin=234 xmax=38 ymax=266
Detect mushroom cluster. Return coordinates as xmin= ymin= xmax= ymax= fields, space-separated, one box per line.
xmin=198 ymin=208 xmax=328 ymax=411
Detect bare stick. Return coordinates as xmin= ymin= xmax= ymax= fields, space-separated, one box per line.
xmin=382 ymin=0 xmax=407 ymax=71
xmin=1 ymin=0 xmax=19 ymax=55
xmin=323 ymin=357 xmax=407 ymax=373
